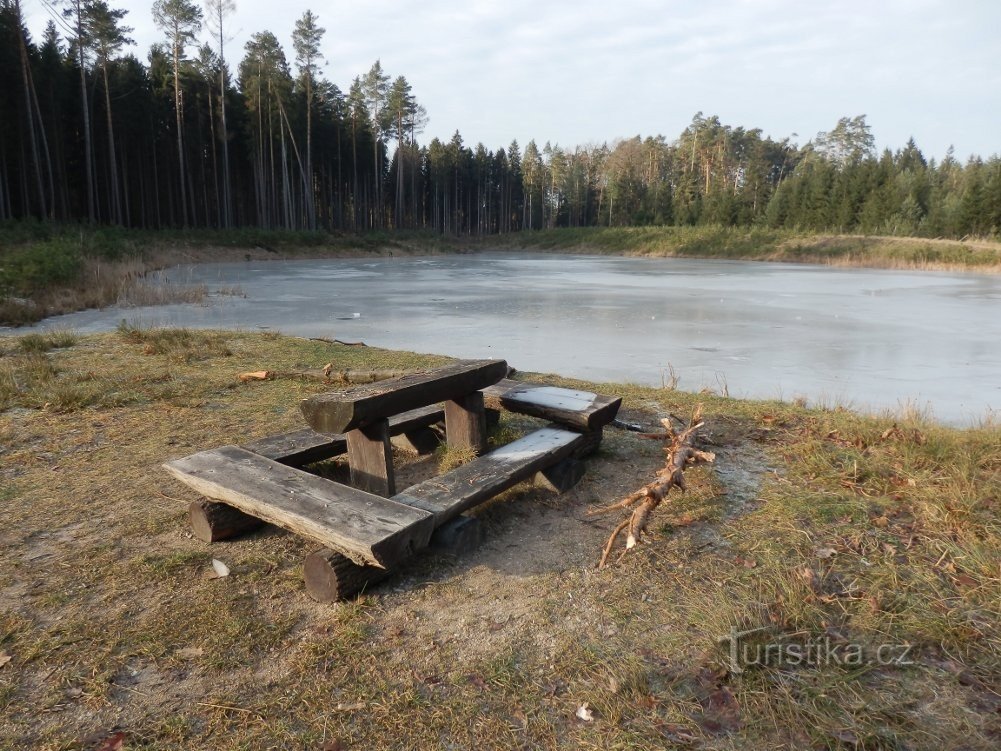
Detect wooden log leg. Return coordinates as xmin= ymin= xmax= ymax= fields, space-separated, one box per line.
xmin=188 ymin=500 xmax=264 ymax=543
xmin=428 ymin=514 xmax=483 ymax=556
xmin=445 ymin=392 xmax=487 ymax=454
xmin=304 ymin=548 xmax=390 ymax=602
xmin=573 ymin=428 xmax=604 ymax=458
xmin=346 ymin=418 xmax=395 ymax=496
xmin=390 ymin=426 xmax=441 ymax=455
xmin=485 ymin=407 xmax=500 ymax=430
xmin=534 ymin=458 xmax=586 ymax=494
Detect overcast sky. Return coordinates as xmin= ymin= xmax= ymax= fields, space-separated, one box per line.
xmin=24 ymin=0 xmax=1001 ymax=161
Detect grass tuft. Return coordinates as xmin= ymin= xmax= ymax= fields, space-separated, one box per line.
xmin=116 ymin=322 xmax=233 ymax=362
xmin=436 ymin=443 xmax=477 ymax=472
xmin=14 ymin=330 xmax=77 ymax=354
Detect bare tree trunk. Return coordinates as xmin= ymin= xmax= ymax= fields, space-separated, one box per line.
xmin=70 ymin=0 xmax=95 ymax=223
xmin=215 ymin=18 xmax=232 ymax=227
xmin=101 ymin=63 xmax=122 ymax=224
xmin=15 ymin=7 xmax=48 ymax=218
xmin=304 ymin=74 xmax=315 ymax=229
xmin=172 ymin=36 xmax=188 ymax=227
xmin=0 ymin=151 xmax=9 ymax=220
xmin=336 ymin=124 xmax=343 ymax=228
xmin=207 ymin=85 xmax=220 ymax=227
xmin=351 ymin=118 xmax=358 ymax=229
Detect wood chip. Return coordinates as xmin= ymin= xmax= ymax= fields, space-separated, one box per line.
xmin=209 ymin=559 xmax=230 ymax=579
xmin=238 ymin=371 xmax=273 ymax=382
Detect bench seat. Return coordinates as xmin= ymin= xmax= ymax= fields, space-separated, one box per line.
xmin=242 ymin=404 xmax=446 ymax=467
xmin=481 ymin=379 xmax=621 ymax=431
xmin=163 ymin=446 xmax=435 ymax=568
xmin=394 ymin=426 xmax=587 ymax=525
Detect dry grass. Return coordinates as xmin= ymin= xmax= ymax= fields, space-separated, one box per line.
xmin=1 ymin=258 xmax=216 ymax=326
xmin=480 ymin=227 xmax=1001 ymax=273
xmin=0 ymin=331 xmax=998 ymax=750
xmin=436 ymin=443 xmax=478 ymax=472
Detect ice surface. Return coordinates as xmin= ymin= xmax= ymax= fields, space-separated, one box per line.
xmin=13 ymin=252 xmax=1000 ymax=425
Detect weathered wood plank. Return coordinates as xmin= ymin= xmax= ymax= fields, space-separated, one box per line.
xmin=346 ymin=419 xmax=395 ymax=496
xmin=163 ymin=446 xmax=433 ymax=568
xmin=242 ymin=404 xmax=445 ymax=467
xmin=481 ymin=379 xmax=621 ymax=432
xmin=242 ymin=428 xmax=347 ymax=467
xmin=393 ymin=427 xmax=586 ymax=524
xmin=445 ymin=391 xmax=487 ymax=454
xmin=300 ymin=359 xmax=508 ymax=434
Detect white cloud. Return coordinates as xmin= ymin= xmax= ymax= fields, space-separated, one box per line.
xmin=21 ymin=0 xmax=1001 ymax=159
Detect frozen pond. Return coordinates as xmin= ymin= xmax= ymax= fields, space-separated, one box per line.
xmin=12 ymin=252 xmax=1001 ymax=425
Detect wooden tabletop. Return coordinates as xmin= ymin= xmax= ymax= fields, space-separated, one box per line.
xmin=299 ymin=359 xmax=508 ymax=434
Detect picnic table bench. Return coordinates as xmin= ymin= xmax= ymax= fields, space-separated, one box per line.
xmin=164 ymin=359 xmax=621 ymax=601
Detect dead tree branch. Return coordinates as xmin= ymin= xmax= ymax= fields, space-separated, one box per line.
xmin=590 ymin=405 xmax=715 ymax=569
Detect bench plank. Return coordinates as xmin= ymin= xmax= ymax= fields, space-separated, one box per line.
xmin=393 ymin=427 xmax=586 ymax=524
xmin=481 ymin=379 xmax=621 ymax=432
xmin=300 ymin=359 xmax=508 ymax=434
xmin=243 ymin=405 xmax=445 ymax=467
xmin=163 ymin=446 xmax=434 ymax=568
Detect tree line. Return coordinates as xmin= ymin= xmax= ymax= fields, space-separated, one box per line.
xmin=2 ymin=0 xmax=999 ymax=239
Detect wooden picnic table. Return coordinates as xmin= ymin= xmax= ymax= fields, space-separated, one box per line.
xmin=299 ymin=359 xmax=509 ymax=495
xmin=164 ymin=359 xmax=622 ymax=602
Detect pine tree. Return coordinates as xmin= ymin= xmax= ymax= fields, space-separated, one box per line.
xmin=153 ymin=0 xmax=202 ymax=227
xmin=292 ymin=9 xmax=323 ymax=230
xmin=361 ymin=60 xmax=389 ymax=227
xmin=204 ymin=0 xmax=234 ymax=226
xmin=62 ymin=0 xmax=96 ymax=222
xmin=87 ymin=0 xmax=133 ymax=225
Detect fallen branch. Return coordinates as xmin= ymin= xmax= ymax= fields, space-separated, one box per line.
xmin=237 ymin=368 xmax=407 ymax=385
xmin=590 ymin=405 xmax=715 ymax=568
xmin=309 ymin=337 xmax=368 ymax=347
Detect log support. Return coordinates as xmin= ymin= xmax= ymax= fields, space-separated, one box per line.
xmin=445 ymin=392 xmax=487 ymax=454
xmin=346 ymin=418 xmax=395 ymax=496
xmin=534 ymin=458 xmax=586 ymax=494
xmin=428 ymin=515 xmax=483 ymax=556
xmin=305 ymin=514 xmax=485 ymax=602
xmin=485 ymin=407 xmax=501 ymax=431
xmin=390 ymin=426 xmax=441 ymax=455
xmin=304 ymin=548 xmax=389 ymax=602
xmin=188 ymin=500 xmax=263 ymax=543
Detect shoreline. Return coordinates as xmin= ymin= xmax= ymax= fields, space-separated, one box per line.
xmin=3 ymin=227 xmax=1000 ymax=326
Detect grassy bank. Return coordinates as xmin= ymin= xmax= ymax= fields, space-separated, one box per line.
xmin=1 ymin=330 xmax=998 ymax=749
xmin=477 ymin=226 xmax=1001 ymax=271
xmin=0 ymin=223 xmax=460 ymax=326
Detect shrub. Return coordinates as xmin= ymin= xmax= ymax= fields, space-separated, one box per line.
xmin=0 ymin=238 xmax=83 ymax=296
